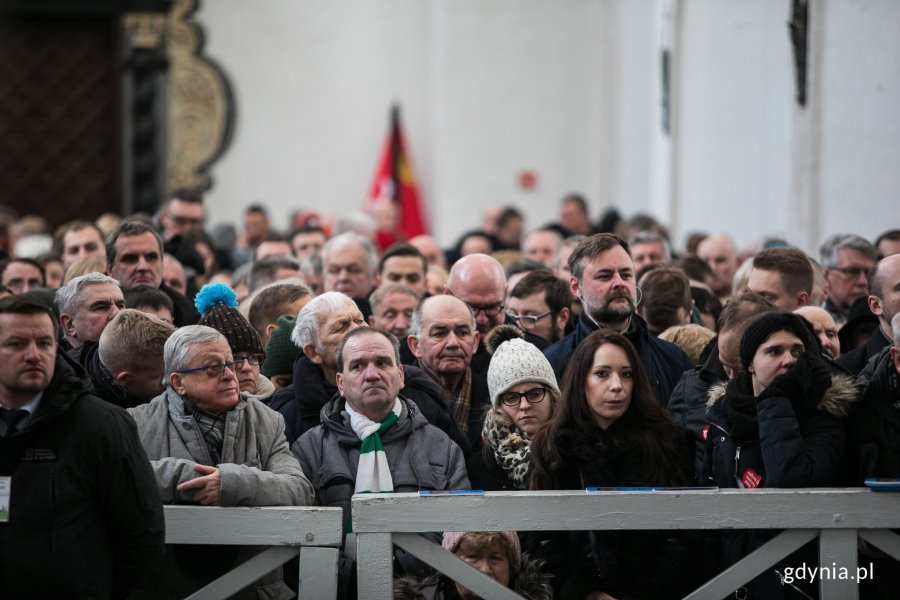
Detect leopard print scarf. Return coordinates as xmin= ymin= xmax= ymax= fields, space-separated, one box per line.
xmin=482 ymin=409 xmax=532 ymax=490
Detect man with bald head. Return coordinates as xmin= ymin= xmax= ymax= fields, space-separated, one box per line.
xmin=697 ymin=234 xmax=741 ymax=301
xmin=446 ymin=253 xmax=508 ymax=373
xmin=409 ymin=234 xmax=447 ymax=270
xmin=408 ymin=295 xmax=490 ymax=449
xmin=838 ymin=253 xmax=900 ymax=376
xmin=267 ymin=291 xmax=470 ymax=451
xmin=794 ymin=306 xmax=841 ymax=360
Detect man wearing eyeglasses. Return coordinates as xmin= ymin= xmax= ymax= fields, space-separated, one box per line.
xmin=155 ymin=187 xmax=208 ymax=281
xmin=446 ymin=253 xmax=507 ymax=374
xmin=128 ymin=324 xmax=314 ymax=598
xmin=819 ymin=233 xmax=878 ymax=326
xmin=506 ymin=269 xmax=572 ymax=345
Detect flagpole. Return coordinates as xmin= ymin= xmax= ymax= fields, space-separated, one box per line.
xmin=390 ymin=104 xmax=401 ymax=203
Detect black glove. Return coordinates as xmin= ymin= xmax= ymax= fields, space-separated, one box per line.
xmin=758 ymin=352 xmax=816 ymax=402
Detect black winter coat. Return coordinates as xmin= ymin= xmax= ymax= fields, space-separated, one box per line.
xmin=702 ymin=365 xmax=858 ymax=599
xmin=543 ymin=313 xmax=691 ymax=405
xmin=0 ymin=354 xmax=165 ymax=598
xmin=532 ymin=425 xmax=698 ymax=600
xmin=848 ymin=346 xmax=900 ymax=483
xmin=667 ymin=337 xmax=727 ymax=481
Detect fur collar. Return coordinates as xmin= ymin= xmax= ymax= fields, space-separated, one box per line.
xmin=706 ymin=373 xmax=860 ymax=418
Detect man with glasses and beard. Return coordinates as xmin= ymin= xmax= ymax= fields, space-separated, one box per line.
xmin=544 ymin=234 xmax=691 ymax=405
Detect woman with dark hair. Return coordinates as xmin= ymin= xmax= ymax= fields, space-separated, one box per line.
xmin=702 ymin=311 xmax=857 ymax=599
xmin=529 ymin=330 xmax=696 ymax=600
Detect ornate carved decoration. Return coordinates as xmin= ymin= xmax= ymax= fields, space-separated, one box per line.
xmin=165 ymin=0 xmax=234 ymax=191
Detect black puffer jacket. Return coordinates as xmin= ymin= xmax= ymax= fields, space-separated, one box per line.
xmin=0 ymin=354 xmax=165 ymax=598
xmin=667 ymin=337 xmax=727 ymax=480
xmin=848 ymin=345 xmax=900 ymax=483
xmin=702 ymin=359 xmax=859 ymax=599
xmin=393 ymin=554 xmax=554 ymax=600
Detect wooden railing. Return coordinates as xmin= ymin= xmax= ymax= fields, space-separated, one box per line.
xmin=351 ymin=488 xmax=900 ymax=600
xmin=163 ymin=505 xmax=343 ymax=599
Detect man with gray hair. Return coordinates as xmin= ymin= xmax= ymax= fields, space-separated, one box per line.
xmin=321 ymin=231 xmax=377 ymax=320
xmin=408 ymin=294 xmax=490 ymax=449
xmin=839 ymin=253 xmax=900 ymax=376
xmin=628 ymin=230 xmax=671 ymax=276
xmin=55 ymin=272 xmax=125 ymax=353
xmin=268 ymin=291 xmax=469 ymax=452
xmin=819 ymin=233 xmax=878 ymax=325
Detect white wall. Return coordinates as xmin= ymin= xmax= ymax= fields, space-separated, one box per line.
xmin=196 ymin=0 xmax=899 ymax=255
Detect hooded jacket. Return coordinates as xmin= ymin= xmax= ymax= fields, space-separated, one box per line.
xmin=393 ymin=554 xmax=554 ymax=600
xmin=702 ymin=364 xmax=859 ymax=599
xmin=291 ymin=396 xmax=470 ymax=531
xmin=544 ymin=312 xmax=691 ymax=405
xmin=0 ymin=354 xmax=165 ymax=599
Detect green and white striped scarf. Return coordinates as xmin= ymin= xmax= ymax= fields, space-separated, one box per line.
xmin=346 ymin=398 xmax=402 ymax=494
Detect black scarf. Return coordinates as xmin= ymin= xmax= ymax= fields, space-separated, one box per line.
xmin=185 ymin=400 xmax=226 ymax=464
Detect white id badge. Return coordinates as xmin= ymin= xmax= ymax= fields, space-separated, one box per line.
xmin=0 ymin=476 xmax=10 ymax=523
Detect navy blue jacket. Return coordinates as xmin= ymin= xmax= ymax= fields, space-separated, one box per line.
xmin=543 ymin=312 xmax=691 ymax=405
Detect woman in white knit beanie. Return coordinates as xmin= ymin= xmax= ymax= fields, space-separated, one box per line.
xmin=465 ymin=325 xmax=560 ymax=491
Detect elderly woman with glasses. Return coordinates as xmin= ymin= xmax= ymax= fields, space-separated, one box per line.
xmin=195 ymin=282 xmax=276 ymax=403
xmin=128 ymin=324 xmax=314 ymax=599
xmin=466 ymin=325 xmax=560 ymax=491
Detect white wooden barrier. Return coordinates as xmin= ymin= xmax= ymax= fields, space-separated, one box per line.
xmin=352 ymin=489 xmax=900 ymax=600
xmin=163 ymin=505 xmax=343 ymax=599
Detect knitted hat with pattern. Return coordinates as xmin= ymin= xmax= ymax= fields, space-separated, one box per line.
xmin=486 ymin=325 xmax=559 ymax=408
xmin=739 ymin=311 xmax=819 ymax=371
xmin=195 ymin=282 xmax=265 ymax=357
xmin=441 ymin=531 xmax=521 ymax=572
xmin=262 ymin=315 xmax=299 ymax=378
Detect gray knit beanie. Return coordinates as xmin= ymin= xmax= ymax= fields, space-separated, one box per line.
xmin=486 ymin=325 xmax=559 ymax=408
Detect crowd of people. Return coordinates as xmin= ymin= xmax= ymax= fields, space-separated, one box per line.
xmin=0 ymin=191 xmax=898 ymax=599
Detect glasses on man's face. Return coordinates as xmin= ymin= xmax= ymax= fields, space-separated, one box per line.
xmin=171 ymin=215 xmax=204 ymax=228
xmin=233 ymin=354 xmax=266 ymax=367
xmin=505 ymin=310 xmax=553 ymax=330
xmin=499 ymin=387 xmax=548 ymax=407
xmin=177 ymin=361 xmax=241 ymax=378
xmin=830 ymin=266 xmax=870 ymax=279
xmin=465 ymin=302 xmax=504 ymax=318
